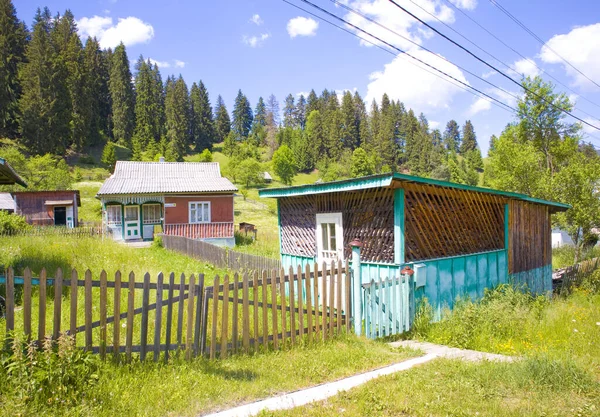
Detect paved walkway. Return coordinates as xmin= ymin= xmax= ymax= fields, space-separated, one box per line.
xmin=200 ymin=341 xmax=513 ymax=417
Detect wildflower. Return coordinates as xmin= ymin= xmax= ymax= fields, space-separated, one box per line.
xmin=596 ymin=322 xmax=600 ymax=326
xmin=574 ymin=329 xmax=579 ymax=333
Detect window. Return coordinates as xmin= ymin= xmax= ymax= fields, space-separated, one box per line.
xmin=143 ymin=204 xmax=162 ymax=224
xmin=316 ymin=213 xmax=343 ymax=263
xmin=106 ymin=205 xmax=122 ymax=225
xmin=124 ymin=206 xmax=139 ymax=222
xmin=189 ymin=202 xmax=210 ymax=224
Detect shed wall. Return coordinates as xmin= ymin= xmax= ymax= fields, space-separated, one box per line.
xmin=508 ymin=200 xmax=552 ymax=274
xmin=14 ymin=191 xmax=79 ymax=226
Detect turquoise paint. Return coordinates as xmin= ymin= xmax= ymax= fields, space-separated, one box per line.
xmin=359 ymin=262 xmax=400 ymax=284
xmin=510 ymin=264 xmax=552 ymax=295
xmin=394 ymin=188 xmax=405 ymax=264
xmin=281 ymin=254 xmax=315 ymax=270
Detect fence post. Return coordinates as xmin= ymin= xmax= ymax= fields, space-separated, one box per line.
xmin=350 ymin=239 xmax=362 ymax=336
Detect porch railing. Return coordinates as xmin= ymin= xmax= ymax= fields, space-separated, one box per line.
xmin=163 ymin=222 xmax=234 ymax=239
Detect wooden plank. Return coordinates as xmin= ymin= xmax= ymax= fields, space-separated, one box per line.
xmin=321 ymin=262 xmax=327 ymax=341
xmin=38 ymin=268 xmax=48 ymax=346
xmin=194 ymin=274 xmax=204 ymax=357
xmin=165 ymin=273 xmax=175 ymax=362
xmin=279 ymin=268 xmax=287 ymax=348
xmin=271 ymin=269 xmax=278 ymax=349
xmin=296 ymin=264 xmax=303 ymax=344
xmin=5 ymin=267 xmax=14 ymax=337
xmin=329 ymin=261 xmax=335 ymax=337
xmin=345 ymin=262 xmax=351 ymax=331
xmin=52 ymin=268 xmax=63 ymax=341
xmin=113 ymin=271 xmax=121 ymax=360
xmin=84 ymin=270 xmax=92 ymax=351
xmin=313 ymin=262 xmax=320 ymax=340
xmin=304 ymin=263 xmax=312 ymax=342
xmin=242 ymin=273 xmax=250 ymax=353
xmin=370 ymin=279 xmax=376 ymax=339
xmin=289 ymin=266 xmax=296 ymax=345
xmin=186 ymin=274 xmax=195 ymax=360
xmin=253 ymin=271 xmax=259 ymax=350
xmin=126 ymin=272 xmax=135 ymax=362
xmin=23 ymin=267 xmax=32 ymax=340
xmin=140 ymin=272 xmax=151 ymax=361
xmin=336 ymin=260 xmax=342 ymax=333
xmin=99 ymin=270 xmax=107 ymax=359
xmin=261 ymin=271 xmax=268 ymax=350
xmin=232 ymin=273 xmax=239 ymax=353
xmin=210 ymin=275 xmax=220 ymax=360
xmin=221 ymin=275 xmax=229 ymax=358
xmin=177 ymin=273 xmax=185 ymax=351
xmin=154 ymin=272 xmax=164 ymax=362
xmin=70 ymin=269 xmax=78 ymax=340
xmin=201 ymin=286 xmax=210 ymax=356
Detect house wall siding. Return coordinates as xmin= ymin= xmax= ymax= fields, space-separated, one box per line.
xmin=14 ymin=191 xmax=79 ymax=226
xmin=164 ymin=195 xmax=234 ymax=224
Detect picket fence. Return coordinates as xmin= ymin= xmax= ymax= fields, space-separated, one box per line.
xmin=1 ymin=261 xmax=351 ymax=361
xmin=0 ymin=226 xmax=103 ymax=238
xmin=554 ymin=257 xmax=600 ymax=295
xmin=161 ymin=234 xmax=281 ymax=272
xmin=363 ymin=275 xmax=414 ymax=339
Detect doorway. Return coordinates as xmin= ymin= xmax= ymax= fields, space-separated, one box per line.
xmin=54 ymin=206 xmax=67 ymax=226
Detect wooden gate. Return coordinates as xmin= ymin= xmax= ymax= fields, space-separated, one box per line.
xmin=363 ymin=275 xmax=414 ymax=339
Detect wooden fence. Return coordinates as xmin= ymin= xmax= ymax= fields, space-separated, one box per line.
xmin=1 ymin=261 xmax=351 ymax=361
xmin=363 ymin=275 xmax=414 ymax=339
xmin=554 ymin=257 xmax=600 ymax=295
xmin=161 ymin=234 xmax=281 ymax=271
xmin=0 ymin=226 xmax=103 ymax=238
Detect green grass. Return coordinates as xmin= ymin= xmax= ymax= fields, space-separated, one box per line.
xmin=0 ymin=334 xmax=419 ymax=417
xmin=74 ymin=181 xmax=103 ymax=223
xmin=552 ymin=245 xmax=600 ymax=269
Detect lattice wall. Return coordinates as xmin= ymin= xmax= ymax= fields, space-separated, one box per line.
xmin=279 ymin=187 xmax=395 ymax=263
xmin=403 ymin=183 xmax=505 ymax=262
xmin=508 ymin=200 xmax=551 ymax=274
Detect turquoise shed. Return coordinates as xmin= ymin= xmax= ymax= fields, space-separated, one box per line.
xmin=259 ymin=173 xmax=569 ymax=320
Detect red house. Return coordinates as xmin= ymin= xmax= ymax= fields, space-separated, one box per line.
xmin=96 ymin=160 xmax=237 ymax=246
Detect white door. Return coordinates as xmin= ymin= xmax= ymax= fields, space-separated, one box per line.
xmin=124 ymin=205 xmax=140 ymax=240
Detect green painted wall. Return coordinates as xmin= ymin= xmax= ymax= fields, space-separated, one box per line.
xmin=510 ymin=264 xmax=552 ymax=296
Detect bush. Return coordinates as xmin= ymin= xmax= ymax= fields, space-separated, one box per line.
xmin=1 ymin=334 xmax=100 ymax=411
xmin=0 ymin=211 xmax=30 ymax=235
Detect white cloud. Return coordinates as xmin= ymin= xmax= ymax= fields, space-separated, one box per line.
xmin=335 ymin=88 xmax=358 ymax=103
xmin=448 ymin=0 xmax=477 ymax=10
xmin=366 ymin=49 xmax=468 ymax=112
xmin=250 ymin=14 xmax=263 ymax=25
xmin=429 ymin=120 xmax=440 ymax=130
xmin=287 ymin=17 xmax=319 ymax=38
xmin=568 ymin=93 xmax=578 ymax=105
xmin=296 ymin=91 xmax=310 ymax=98
xmin=482 ymin=70 xmax=497 ymax=79
xmin=341 ymin=0 xmax=456 ymax=50
xmin=468 ymin=97 xmax=491 ymax=116
xmin=491 ymin=88 xmax=520 ymax=108
xmin=243 ymin=33 xmax=270 ymax=47
xmin=511 ymin=58 xmax=540 ymax=78
xmin=103 ymin=9 xmax=110 ymax=15
xmin=174 ymin=60 xmax=185 ymax=68
xmin=148 ymin=58 xmax=169 ymax=68
xmin=540 ymin=23 xmax=600 ymax=90
xmin=77 ymin=16 xmax=154 ymax=48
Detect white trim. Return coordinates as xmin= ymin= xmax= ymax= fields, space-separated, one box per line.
xmin=106 ymin=204 xmax=122 ymax=226
xmin=188 ymin=201 xmax=211 ymax=224
xmin=316 ymin=212 xmax=343 ymax=265
xmin=142 ymin=203 xmax=162 ymax=224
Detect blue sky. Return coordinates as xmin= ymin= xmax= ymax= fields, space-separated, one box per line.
xmin=15 ymin=0 xmax=600 ymax=155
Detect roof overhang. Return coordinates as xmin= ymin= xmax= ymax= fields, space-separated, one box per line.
xmin=258 ymin=172 xmax=571 ymax=213
xmin=45 ymin=200 xmax=74 ymax=206
xmin=0 ymin=157 xmax=27 ymax=187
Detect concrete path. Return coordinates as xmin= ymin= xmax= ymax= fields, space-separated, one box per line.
xmin=200 ymin=342 xmax=512 ymax=417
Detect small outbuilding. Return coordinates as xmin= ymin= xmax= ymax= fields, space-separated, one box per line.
xmin=260 ymin=173 xmax=569 ymax=318
xmin=0 ymin=193 xmax=15 ymax=212
xmin=96 ymin=161 xmax=237 ymax=246
xmin=11 ymin=190 xmax=81 ymax=227
xmin=263 ymin=172 xmax=273 ymax=184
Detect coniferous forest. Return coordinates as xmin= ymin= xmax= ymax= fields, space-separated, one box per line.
xmin=0 ymin=1 xmax=485 ymax=185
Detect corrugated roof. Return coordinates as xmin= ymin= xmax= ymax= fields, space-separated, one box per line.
xmin=0 ymin=157 xmax=27 ymax=187
xmin=258 ymin=173 xmax=570 ymax=212
xmin=97 ymin=161 xmax=237 ymax=196
xmin=0 ymin=193 xmax=15 ymax=211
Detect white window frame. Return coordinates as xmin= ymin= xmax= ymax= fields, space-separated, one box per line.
xmin=106 ymin=205 xmax=122 ymax=226
xmin=143 ymin=204 xmax=162 ymax=224
xmin=316 ymin=213 xmax=343 ymax=264
xmin=189 ymin=201 xmax=211 ymax=224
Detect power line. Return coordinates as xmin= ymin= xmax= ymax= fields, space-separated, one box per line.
xmin=289 ymin=0 xmax=516 ymax=113
xmin=282 ymin=0 xmax=514 ymax=115
xmin=329 ymin=0 xmax=522 ymax=108
xmin=386 ymin=0 xmax=600 ymax=133
xmin=489 ymin=0 xmax=600 ymax=91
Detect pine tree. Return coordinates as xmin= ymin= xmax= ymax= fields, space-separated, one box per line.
xmin=354 ymin=91 xmax=369 ymax=148
xmin=109 ymin=42 xmax=134 ymax=147
xmin=340 ymin=91 xmax=359 ymax=150
xmin=189 ymin=80 xmax=214 ymax=151
xmin=133 ymin=56 xmax=155 ymax=155
xmin=283 ymin=93 xmax=295 ymax=128
xmin=460 ymin=120 xmax=477 ymax=154
xmin=368 ymin=100 xmax=380 ymax=151
xmin=150 ymin=63 xmax=165 ymax=142
xmin=305 ymin=110 xmax=325 ymax=170
xmin=164 ymin=75 xmax=190 ymax=161
xmin=232 ymin=89 xmax=253 ymax=138
xmin=254 ymin=96 xmax=267 ymax=127
xmin=324 ymin=94 xmax=342 ymax=160
xmin=443 ymin=119 xmax=460 ymax=153
xmin=19 ymin=8 xmax=71 ymax=154
xmin=306 ymin=89 xmax=319 ymax=115
xmin=265 ymin=94 xmax=280 ymax=154
xmin=375 ymin=94 xmax=398 ymax=169
xmin=0 ymin=0 xmax=27 ymax=138
xmin=83 ymin=37 xmax=110 ymax=146
xmin=294 ymin=94 xmax=307 ymax=129
xmin=214 ymin=94 xmax=230 ymax=142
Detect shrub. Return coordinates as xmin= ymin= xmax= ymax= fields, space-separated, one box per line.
xmin=0 ymin=211 xmax=30 ymax=235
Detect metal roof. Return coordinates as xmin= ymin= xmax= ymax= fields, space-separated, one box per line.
xmin=0 ymin=157 xmax=27 ymax=187
xmin=0 ymin=193 xmax=15 ymax=211
xmin=258 ymin=172 xmax=570 ymax=212
xmin=97 ymin=161 xmax=237 ymax=196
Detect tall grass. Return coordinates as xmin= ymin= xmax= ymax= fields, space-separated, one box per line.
xmin=553 ymin=245 xmax=600 ymax=269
